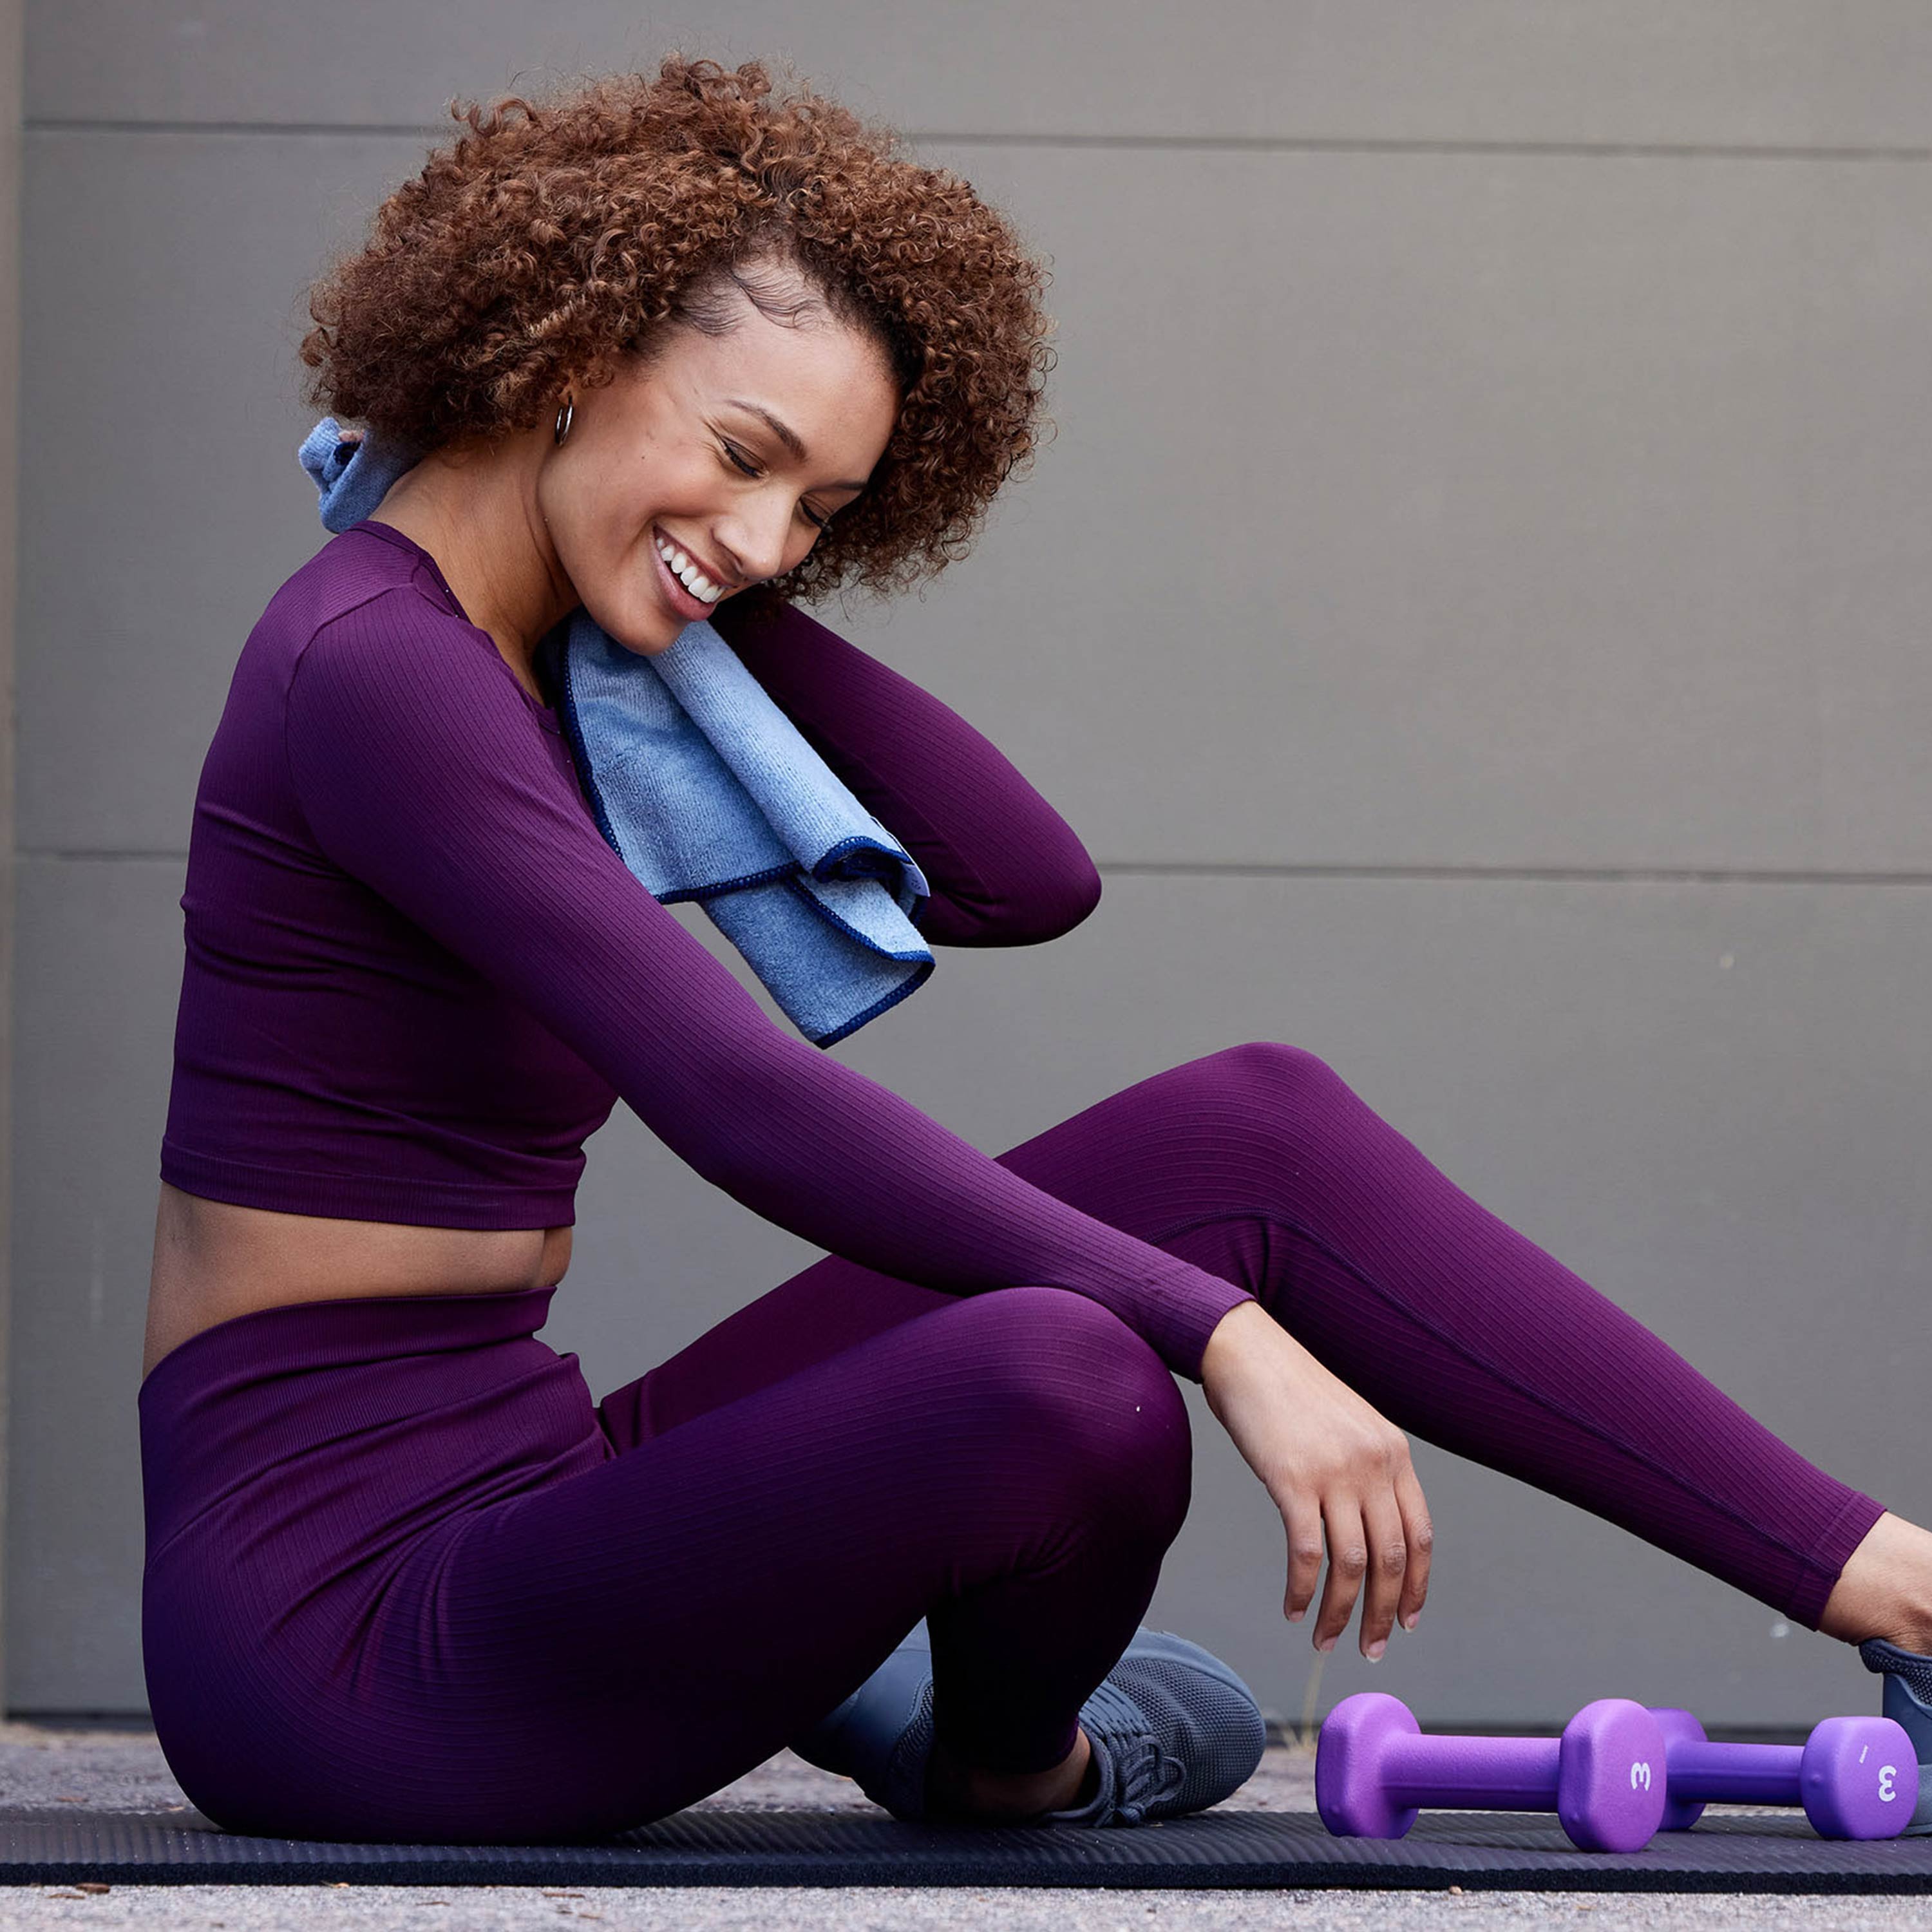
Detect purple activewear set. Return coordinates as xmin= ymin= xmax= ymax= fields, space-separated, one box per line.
xmin=139 ymin=519 xmax=1886 ymax=1842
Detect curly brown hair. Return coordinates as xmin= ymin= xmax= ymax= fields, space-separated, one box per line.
xmin=298 ymin=53 xmax=1057 ymax=621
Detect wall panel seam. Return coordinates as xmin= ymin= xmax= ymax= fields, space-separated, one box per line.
xmin=22 ymin=848 xmax=1932 ymax=887
xmin=19 ymin=120 xmax=1932 ymax=164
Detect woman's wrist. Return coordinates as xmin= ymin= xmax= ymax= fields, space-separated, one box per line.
xmin=1200 ymin=1296 xmax=1276 ymax=1391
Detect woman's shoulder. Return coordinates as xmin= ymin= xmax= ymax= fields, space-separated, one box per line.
xmin=254 ymin=521 xmax=467 ymax=667
xmin=234 ymin=522 xmax=539 ymax=741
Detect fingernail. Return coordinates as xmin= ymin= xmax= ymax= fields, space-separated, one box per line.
xmin=1287 ymin=1609 xmax=1305 ymax=1623
xmin=1365 ymin=1640 xmax=1387 ymax=1662
xmin=1316 ymin=1634 xmax=1336 ymax=1654
xmin=1401 ymin=1613 xmax=1419 ymax=1631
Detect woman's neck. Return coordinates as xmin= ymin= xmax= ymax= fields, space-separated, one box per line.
xmin=369 ymin=431 xmax=578 ymax=688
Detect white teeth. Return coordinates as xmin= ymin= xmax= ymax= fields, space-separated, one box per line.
xmin=654 ymin=532 xmax=723 ymax=603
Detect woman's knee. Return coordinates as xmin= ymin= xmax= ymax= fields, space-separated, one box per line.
xmin=946 ymin=1287 xmax=1193 ymax=1528
xmin=1204 ymin=1037 xmax=1341 ymax=1099
xmin=1165 ymin=1039 xmax=1363 ymax=1162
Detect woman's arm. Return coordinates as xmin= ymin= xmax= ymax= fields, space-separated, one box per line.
xmin=284 ymin=589 xmax=1256 ymax=1382
xmin=709 ymin=598 xmax=1103 ymax=946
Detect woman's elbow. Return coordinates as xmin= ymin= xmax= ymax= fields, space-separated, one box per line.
xmin=1031 ymin=855 xmax=1104 ymax=941
xmin=916 ymin=853 xmax=1103 ymax=947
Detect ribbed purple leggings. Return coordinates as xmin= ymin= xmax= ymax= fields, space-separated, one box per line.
xmin=137 ymin=1042 xmax=1886 ymax=1844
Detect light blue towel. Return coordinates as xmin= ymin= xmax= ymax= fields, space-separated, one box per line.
xmin=297 ymin=419 xmax=934 ymax=1048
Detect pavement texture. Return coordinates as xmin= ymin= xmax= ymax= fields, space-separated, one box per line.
xmin=0 ymin=1721 xmax=1926 ymax=1930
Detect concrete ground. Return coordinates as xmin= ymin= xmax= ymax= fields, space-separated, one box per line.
xmin=0 ymin=1721 xmax=1925 ymax=1931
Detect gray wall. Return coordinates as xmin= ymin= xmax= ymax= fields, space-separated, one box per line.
xmin=0 ymin=0 xmax=15 ymax=1734
xmin=10 ymin=3 xmax=1930 ymax=1733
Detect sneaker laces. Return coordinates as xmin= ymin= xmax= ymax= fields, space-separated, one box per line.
xmin=1109 ymin=1732 xmax=1188 ymax=1826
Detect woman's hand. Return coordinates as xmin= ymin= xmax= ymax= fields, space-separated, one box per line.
xmin=1200 ymin=1299 xmax=1433 ymax=1659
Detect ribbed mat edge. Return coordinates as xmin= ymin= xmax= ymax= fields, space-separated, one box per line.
xmin=3 ymin=1808 xmax=1931 ymax=1893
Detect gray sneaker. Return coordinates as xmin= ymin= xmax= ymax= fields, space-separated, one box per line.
xmin=792 ymin=1622 xmax=1267 ymax=1827
xmin=1860 ymin=1638 xmax=1932 ymax=1835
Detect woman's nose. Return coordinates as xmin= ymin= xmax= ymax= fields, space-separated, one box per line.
xmin=716 ymin=491 xmax=804 ymax=585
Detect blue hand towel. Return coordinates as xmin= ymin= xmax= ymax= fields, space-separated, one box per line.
xmin=297 ymin=419 xmax=934 ymax=1048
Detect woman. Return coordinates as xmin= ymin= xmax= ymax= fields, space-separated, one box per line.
xmin=140 ymin=54 xmax=1932 ymax=1846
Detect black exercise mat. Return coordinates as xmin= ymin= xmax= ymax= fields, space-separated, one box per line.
xmin=5 ymin=1807 xmax=1932 ymax=1891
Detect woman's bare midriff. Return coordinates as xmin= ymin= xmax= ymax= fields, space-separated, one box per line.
xmin=142 ymin=1181 xmax=573 ymax=1384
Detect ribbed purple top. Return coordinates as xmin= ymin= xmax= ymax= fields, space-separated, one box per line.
xmin=159 ymin=520 xmax=1258 ymax=1378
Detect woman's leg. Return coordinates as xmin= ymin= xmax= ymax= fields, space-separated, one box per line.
xmin=1820 ymin=1515 xmax=1932 ymax=1653
xmin=609 ymin=1038 xmax=1897 ymax=1636
xmin=314 ymin=1283 xmax=1193 ymax=1843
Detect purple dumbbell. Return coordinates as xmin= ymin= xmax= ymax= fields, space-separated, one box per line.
xmin=1316 ymin=1691 xmax=1668 ymax=1852
xmin=1649 ymin=1708 xmax=1913 ymax=1839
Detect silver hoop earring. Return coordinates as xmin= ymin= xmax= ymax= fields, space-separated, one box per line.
xmin=554 ymin=396 xmax=575 ymax=445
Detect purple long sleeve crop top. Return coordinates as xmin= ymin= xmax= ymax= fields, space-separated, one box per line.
xmin=158 ymin=520 xmax=1258 ymax=1379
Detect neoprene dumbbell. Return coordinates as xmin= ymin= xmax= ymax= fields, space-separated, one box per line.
xmin=1647 ymin=1707 xmax=1913 ymax=1839
xmin=1316 ymin=1691 xmax=1667 ymax=1852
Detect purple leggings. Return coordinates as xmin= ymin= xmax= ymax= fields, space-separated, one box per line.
xmin=137 ymin=1043 xmax=1886 ymax=1844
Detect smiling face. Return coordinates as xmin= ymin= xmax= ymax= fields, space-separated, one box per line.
xmin=535 ymin=276 xmax=902 ymax=654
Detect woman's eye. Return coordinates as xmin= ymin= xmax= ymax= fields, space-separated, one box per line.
xmin=721 ymin=439 xmax=832 ymax=533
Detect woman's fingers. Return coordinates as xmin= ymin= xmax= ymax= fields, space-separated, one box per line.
xmin=1282 ymin=1460 xmax=1430 ymax=1654
xmin=1280 ymin=1486 xmax=1327 ymax=1624
xmin=1394 ymin=1459 xmax=1434 ymax=1631
xmin=1311 ymin=1496 xmax=1370 ymax=1653
xmin=1209 ymin=1327 xmax=1437 ymax=1651
xmin=1355 ymin=1486 xmax=1410 ymax=1658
